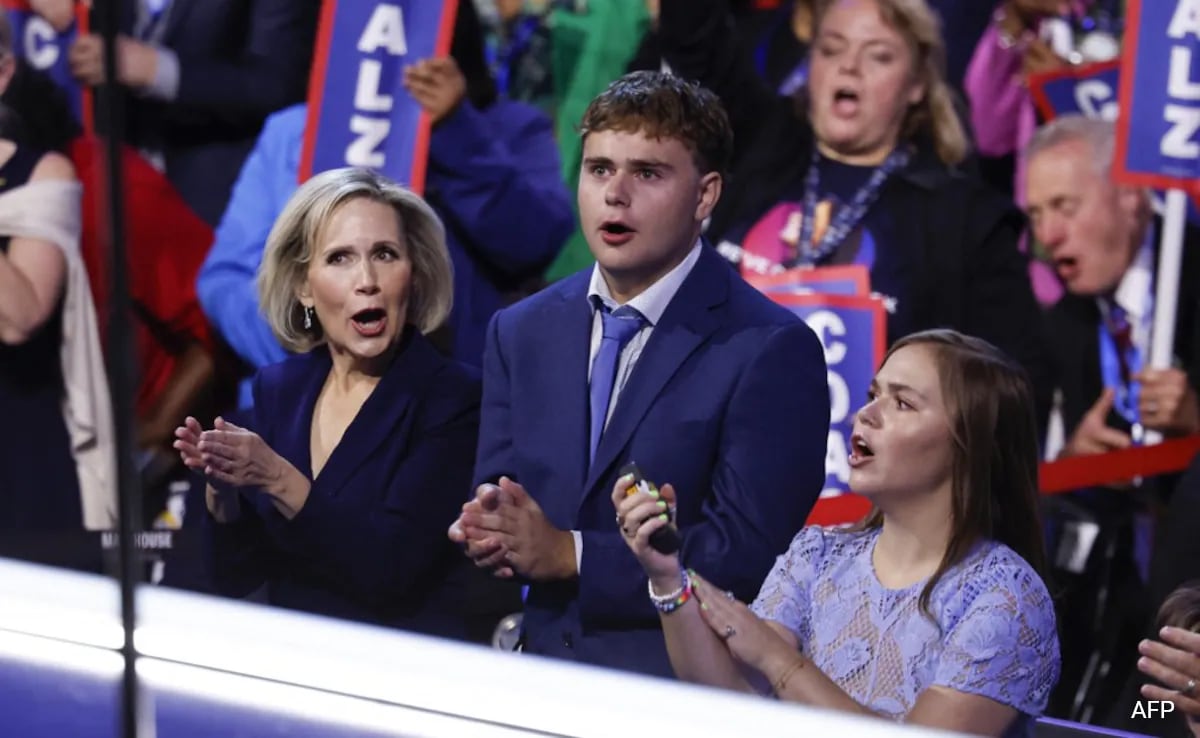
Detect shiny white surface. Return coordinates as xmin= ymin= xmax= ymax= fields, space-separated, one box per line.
xmin=0 ymin=557 xmax=968 ymax=737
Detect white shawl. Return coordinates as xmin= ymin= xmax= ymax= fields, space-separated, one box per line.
xmin=0 ymin=178 xmax=117 ymax=530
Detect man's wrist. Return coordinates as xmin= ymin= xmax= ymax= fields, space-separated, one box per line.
xmin=556 ymin=529 xmax=578 ymax=580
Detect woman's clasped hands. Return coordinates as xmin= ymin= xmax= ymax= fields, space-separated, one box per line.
xmin=174 ymin=415 xmax=309 ymax=519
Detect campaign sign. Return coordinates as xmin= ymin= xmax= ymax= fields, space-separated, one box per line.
xmin=1028 ymin=55 xmax=1200 ymax=221
xmin=1 ymin=0 xmax=89 ymax=125
xmin=769 ymin=293 xmax=886 ymax=504
xmin=746 ymin=265 xmax=871 ymax=298
xmin=300 ymin=0 xmax=457 ymax=192
xmin=1029 ymin=60 xmax=1121 ymax=123
xmin=1114 ymin=0 xmax=1200 ymax=195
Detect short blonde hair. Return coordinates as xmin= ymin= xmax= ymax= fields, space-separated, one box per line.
xmin=811 ymin=0 xmax=970 ymax=167
xmin=257 ymin=167 xmax=453 ymax=354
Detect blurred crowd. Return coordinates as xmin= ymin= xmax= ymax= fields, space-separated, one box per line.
xmin=2 ymin=0 xmax=1200 ymax=736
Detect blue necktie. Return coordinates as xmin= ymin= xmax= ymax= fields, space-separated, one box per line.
xmin=589 ymin=305 xmax=646 ymax=463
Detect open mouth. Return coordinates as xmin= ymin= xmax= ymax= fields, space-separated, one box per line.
xmin=850 ymin=434 xmax=874 ymax=463
xmin=351 ymin=308 xmax=387 ymax=336
xmin=832 ymin=88 xmax=861 ymax=115
xmin=599 ymin=221 xmax=636 ymax=245
xmin=1053 ymin=255 xmax=1079 ymax=279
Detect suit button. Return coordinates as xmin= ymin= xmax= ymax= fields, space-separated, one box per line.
xmin=561 ymin=632 xmax=573 ymax=648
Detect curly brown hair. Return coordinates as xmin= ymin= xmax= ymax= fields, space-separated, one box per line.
xmin=578 ymin=70 xmax=733 ymax=177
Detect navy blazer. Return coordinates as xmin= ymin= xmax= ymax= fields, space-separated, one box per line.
xmin=121 ymin=0 xmax=320 ymax=225
xmin=474 ymin=245 xmax=831 ymax=677
xmin=203 ymin=330 xmax=492 ymax=639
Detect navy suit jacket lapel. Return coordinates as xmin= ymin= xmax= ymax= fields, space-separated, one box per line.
xmin=580 ymin=247 xmax=731 ymax=508
xmin=529 ymin=274 xmax=593 ymax=526
xmin=272 ymin=350 xmax=327 ymax=486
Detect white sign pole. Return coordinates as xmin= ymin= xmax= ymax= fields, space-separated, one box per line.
xmin=1142 ymin=188 xmax=1189 ymax=446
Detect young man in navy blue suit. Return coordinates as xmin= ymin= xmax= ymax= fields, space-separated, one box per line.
xmin=450 ymin=71 xmax=830 ymax=677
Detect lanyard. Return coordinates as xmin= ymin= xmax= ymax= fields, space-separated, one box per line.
xmin=775 ymin=60 xmax=809 ymax=97
xmin=488 ymin=16 xmax=541 ymax=96
xmin=1096 ymin=225 xmax=1157 ymax=439
xmin=794 ymin=146 xmax=910 ymax=266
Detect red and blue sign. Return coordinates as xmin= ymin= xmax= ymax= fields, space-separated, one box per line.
xmin=1029 ymin=60 xmax=1121 ymax=123
xmin=0 ymin=0 xmax=90 ymax=129
xmin=746 ymin=265 xmax=871 ymax=298
xmin=1114 ymin=0 xmax=1200 ymax=195
xmin=769 ymin=293 xmax=886 ymax=504
xmin=300 ymin=1 xmax=457 ymax=193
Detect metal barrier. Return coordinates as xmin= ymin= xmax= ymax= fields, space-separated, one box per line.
xmin=0 ymin=557 xmax=971 ymax=738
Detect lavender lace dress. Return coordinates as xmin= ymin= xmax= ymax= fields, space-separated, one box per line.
xmin=750 ymin=527 xmax=1060 ymax=738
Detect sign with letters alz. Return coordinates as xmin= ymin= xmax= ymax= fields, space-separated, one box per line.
xmin=0 ymin=0 xmax=90 ymax=126
xmin=1029 ymin=52 xmax=1200 ymax=224
xmin=1029 ymin=60 xmax=1121 ymax=123
xmin=1114 ymin=0 xmax=1200 ymax=195
xmin=768 ymin=293 xmax=886 ymax=507
xmin=300 ymin=0 xmax=458 ymax=193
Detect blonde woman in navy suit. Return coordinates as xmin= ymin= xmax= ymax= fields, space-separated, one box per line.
xmin=174 ymin=167 xmax=507 ymax=638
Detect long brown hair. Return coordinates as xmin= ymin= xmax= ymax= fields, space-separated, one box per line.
xmin=808 ymin=0 xmax=969 ymax=166
xmin=857 ymin=330 xmax=1049 ymax=621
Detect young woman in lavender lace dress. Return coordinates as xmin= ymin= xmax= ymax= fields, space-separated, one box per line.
xmin=614 ymin=329 xmax=1061 ymax=737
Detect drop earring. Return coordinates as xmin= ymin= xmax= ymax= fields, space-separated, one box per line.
xmin=303 ymin=305 xmax=314 ymax=331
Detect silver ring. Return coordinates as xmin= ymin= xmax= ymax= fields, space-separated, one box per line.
xmin=724 ymin=590 xmax=735 ymax=601
xmin=615 ymin=514 xmax=623 ymax=526
xmin=1181 ymin=678 xmax=1197 ymax=696
xmin=722 ymin=624 xmax=736 ymax=639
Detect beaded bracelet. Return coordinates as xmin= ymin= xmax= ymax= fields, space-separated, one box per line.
xmin=648 ymin=568 xmax=692 ymax=614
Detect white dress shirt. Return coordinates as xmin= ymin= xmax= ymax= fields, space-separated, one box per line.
xmin=572 ymin=240 xmax=703 ymax=569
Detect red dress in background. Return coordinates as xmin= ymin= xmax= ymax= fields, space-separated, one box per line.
xmin=68 ymin=136 xmax=216 ymax=419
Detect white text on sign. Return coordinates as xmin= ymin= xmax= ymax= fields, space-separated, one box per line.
xmin=1075 ymin=79 xmax=1118 ymax=121
xmin=347 ymin=4 xmax=408 ymax=168
xmin=22 ymin=16 xmax=61 ymax=70
xmin=804 ymin=309 xmax=853 ymax=497
xmin=1162 ymin=0 xmax=1200 ymax=159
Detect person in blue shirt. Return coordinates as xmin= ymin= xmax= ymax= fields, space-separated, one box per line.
xmin=197 ymin=1 xmax=573 ymax=405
